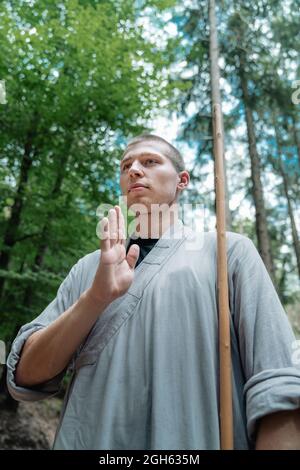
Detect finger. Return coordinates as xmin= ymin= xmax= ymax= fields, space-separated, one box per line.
xmin=115 ymin=205 xmax=126 ymax=245
xmin=99 ymin=217 xmax=110 ymax=252
xmin=108 ymin=208 xmax=117 ymax=247
xmin=126 ymin=244 xmax=140 ymax=270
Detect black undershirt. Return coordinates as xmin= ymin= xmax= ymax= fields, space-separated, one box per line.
xmin=126 ymin=237 xmax=159 ymax=268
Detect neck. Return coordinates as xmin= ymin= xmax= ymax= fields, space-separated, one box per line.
xmin=132 ymin=202 xmax=179 ymax=239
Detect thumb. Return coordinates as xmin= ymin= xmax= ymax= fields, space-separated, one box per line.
xmin=126 ymin=244 xmax=140 ymax=269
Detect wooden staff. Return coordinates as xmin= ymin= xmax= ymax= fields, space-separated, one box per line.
xmin=213 ymin=103 xmax=233 ymax=449
xmin=209 ymin=0 xmax=233 ymax=449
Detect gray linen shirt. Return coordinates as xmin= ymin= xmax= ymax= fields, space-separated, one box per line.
xmin=6 ymin=221 xmax=300 ymax=449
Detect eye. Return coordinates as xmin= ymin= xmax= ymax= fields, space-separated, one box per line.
xmin=121 ymin=162 xmax=130 ymax=171
xmin=145 ymin=159 xmax=156 ymax=165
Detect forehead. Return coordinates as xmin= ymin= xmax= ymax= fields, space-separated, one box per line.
xmin=121 ymin=140 xmax=170 ymax=163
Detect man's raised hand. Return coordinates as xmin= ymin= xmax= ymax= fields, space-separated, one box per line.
xmin=89 ymin=206 xmax=140 ymax=305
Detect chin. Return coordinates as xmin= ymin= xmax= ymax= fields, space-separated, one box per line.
xmin=127 ymin=197 xmax=151 ymax=213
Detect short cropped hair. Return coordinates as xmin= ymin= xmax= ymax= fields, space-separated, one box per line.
xmin=124 ymin=134 xmax=185 ymax=173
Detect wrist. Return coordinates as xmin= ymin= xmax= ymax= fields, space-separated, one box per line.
xmin=81 ymin=288 xmax=112 ymax=314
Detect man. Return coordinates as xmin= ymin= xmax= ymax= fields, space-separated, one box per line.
xmin=7 ymin=134 xmax=300 ymax=449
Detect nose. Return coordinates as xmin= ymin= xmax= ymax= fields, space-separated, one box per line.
xmin=128 ymin=161 xmax=144 ymax=177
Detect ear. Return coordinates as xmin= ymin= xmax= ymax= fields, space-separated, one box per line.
xmin=177 ymin=170 xmax=190 ymax=190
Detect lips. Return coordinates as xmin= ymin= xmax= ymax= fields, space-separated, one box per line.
xmin=128 ymin=183 xmax=148 ymax=192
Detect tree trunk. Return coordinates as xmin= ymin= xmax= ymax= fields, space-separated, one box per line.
xmin=23 ymin=150 xmax=71 ymax=307
xmin=238 ymin=59 xmax=275 ymax=282
xmin=277 ymin=253 xmax=289 ymax=302
xmin=281 ymin=167 xmax=300 ymax=279
xmin=0 ymin=125 xmax=37 ymax=298
xmin=274 ymin=122 xmax=300 ymax=280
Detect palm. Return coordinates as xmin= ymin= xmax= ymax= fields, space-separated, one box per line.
xmin=99 ymin=243 xmax=135 ymax=294
xmin=91 ymin=206 xmax=139 ymax=303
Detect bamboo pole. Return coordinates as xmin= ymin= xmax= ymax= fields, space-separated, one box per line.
xmin=208 ymin=0 xmax=233 ymax=449
xmin=213 ymin=103 xmax=233 ymax=449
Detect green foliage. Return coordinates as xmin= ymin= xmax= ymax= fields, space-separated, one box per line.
xmin=0 ymin=0 xmax=176 ymax=342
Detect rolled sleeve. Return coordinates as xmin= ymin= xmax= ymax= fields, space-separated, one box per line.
xmin=6 ymin=259 xmax=82 ymax=402
xmin=228 ymin=235 xmax=300 ymax=443
xmin=244 ymin=368 xmax=300 ymax=441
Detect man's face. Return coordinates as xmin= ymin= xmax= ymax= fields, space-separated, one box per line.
xmin=119 ymin=140 xmax=182 ymax=211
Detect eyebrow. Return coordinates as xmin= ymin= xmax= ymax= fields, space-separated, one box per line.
xmin=120 ymin=152 xmax=162 ymax=167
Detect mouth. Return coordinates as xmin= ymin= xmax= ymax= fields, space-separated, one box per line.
xmin=128 ymin=184 xmax=149 ymax=192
